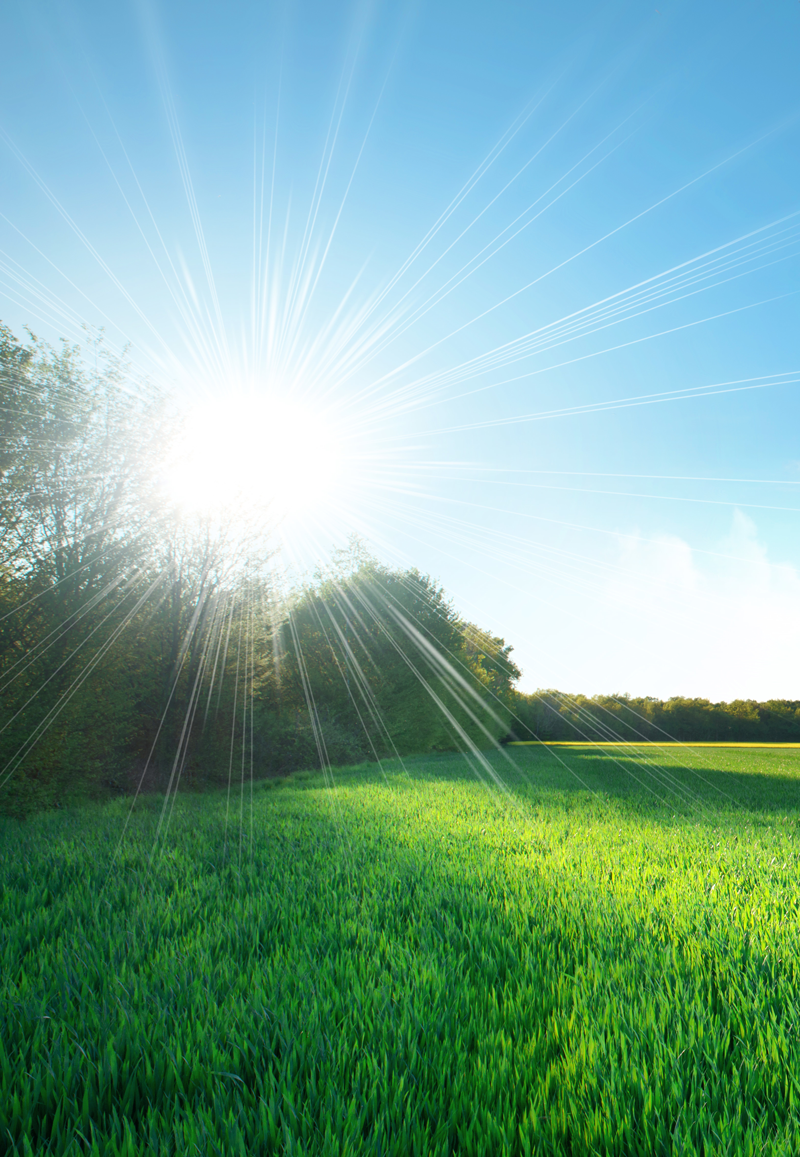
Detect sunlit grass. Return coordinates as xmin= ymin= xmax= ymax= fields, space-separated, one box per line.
xmin=4 ymin=746 xmax=800 ymax=1154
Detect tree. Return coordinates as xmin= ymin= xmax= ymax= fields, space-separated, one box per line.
xmin=0 ymin=327 xmax=167 ymax=813
xmin=270 ymin=555 xmax=519 ymax=763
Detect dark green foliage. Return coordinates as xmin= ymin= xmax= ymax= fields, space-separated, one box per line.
xmin=272 ymin=562 xmax=520 ymax=762
xmin=514 ymin=689 xmax=800 ymax=743
xmin=4 ymin=746 xmax=800 ymax=1154
xmin=0 ymin=327 xmax=168 ymax=816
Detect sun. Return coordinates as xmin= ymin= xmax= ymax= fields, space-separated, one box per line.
xmin=161 ymin=392 xmax=345 ymax=531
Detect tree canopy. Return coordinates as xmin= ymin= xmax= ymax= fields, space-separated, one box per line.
xmin=512 ymin=690 xmax=800 ymax=744
xmin=0 ymin=324 xmax=520 ymax=816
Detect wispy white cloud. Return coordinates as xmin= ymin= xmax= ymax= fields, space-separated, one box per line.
xmin=585 ymin=511 xmax=800 ymax=700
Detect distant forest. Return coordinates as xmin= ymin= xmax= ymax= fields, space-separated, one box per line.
xmin=512 ymin=692 xmax=800 ymax=744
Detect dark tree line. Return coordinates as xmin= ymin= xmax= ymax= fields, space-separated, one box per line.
xmin=0 ymin=325 xmax=520 ymax=816
xmin=512 ymin=691 xmax=800 ymax=743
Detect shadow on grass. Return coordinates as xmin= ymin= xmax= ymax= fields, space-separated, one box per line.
xmin=298 ymin=744 xmax=800 ymax=819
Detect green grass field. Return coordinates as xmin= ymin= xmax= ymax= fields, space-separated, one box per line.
xmin=4 ymin=744 xmax=800 ymax=1156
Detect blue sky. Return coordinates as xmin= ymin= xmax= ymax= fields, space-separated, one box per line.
xmin=2 ymin=0 xmax=799 ymax=699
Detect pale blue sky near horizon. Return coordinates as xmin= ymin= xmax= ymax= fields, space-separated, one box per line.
xmin=2 ymin=0 xmax=799 ymax=700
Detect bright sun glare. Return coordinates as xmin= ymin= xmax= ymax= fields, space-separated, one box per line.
xmin=162 ymin=394 xmax=344 ymax=529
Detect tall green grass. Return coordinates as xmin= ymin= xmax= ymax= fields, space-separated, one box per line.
xmin=3 ymin=745 xmax=800 ymax=1155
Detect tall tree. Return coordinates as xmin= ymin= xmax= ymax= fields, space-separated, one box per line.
xmin=0 ymin=327 xmax=166 ymax=812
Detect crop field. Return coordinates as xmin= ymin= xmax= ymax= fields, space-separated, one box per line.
xmin=4 ymin=744 xmax=800 ymax=1155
